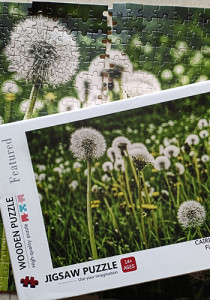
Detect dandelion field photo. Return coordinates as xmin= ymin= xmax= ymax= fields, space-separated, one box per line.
xmin=26 ymin=93 xmax=210 ymax=268
xmin=1 ymin=1 xmax=210 ymax=295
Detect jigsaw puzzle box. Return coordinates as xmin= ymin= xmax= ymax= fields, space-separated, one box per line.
xmin=0 ymin=0 xmax=210 ymax=298
xmin=0 ymin=81 xmax=210 ymax=300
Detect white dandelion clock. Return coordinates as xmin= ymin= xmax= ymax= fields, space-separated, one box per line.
xmin=199 ymin=130 xmax=209 ymax=139
xmin=201 ymin=154 xmax=209 ymax=163
xmin=185 ymin=134 xmax=200 ymax=146
xmin=102 ymin=174 xmax=111 ymax=182
xmin=58 ymin=97 xmax=80 ymax=112
xmin=128 ymin=148 xmax=154 ymax=171
xmin=75 ymin=71 xmax=92 ymax=103
xmin=107 ymin=146 xmax=121 ymax=162
xmin=163 ymin=145 xmax=180 ymax=158
xmin=127 ymin=142 xmax=148 ymax=152
xmin=70 ymin=127 xmax=106 ymax=161
xmin=114 ymin=159 xmax=125 ymax=172
xmin=154 ymin=156 xmax=171 ymax=171
xmin=177 ymin=200 xmax=206 ymax=228
xmin=73 ymin=161 xmax=82 ymax=169
xmin=197 ymin=118 xmax=208 ymax=129
xmin=5 ymin=15 xmax=79 ymax=86
xmin=70 ymin=127 xmax=106 ymax=261
xmin=5 ymin=15 xmax=79 ymax=120
xmin=112 ymin=136 xmax=131 ymax=153
xmin=122 ymin=70 xmax=161 ymax=98
xmin=175 ymin=162 xmax=185 ymax=175
xmin=102 ymin=161 xmax=113 ymax=172
xmin=108 ymin=50 xmax=133 ymax=74
xmin=69 ymin=180 xmax=78 ymax=191
xmin=1 ymin=80 xmax=19 ymax=94
xmin=91 ymin=185 xmax=99 ymax=193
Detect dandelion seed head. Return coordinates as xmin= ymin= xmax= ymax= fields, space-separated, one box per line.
xmin=127 ymin=142 xmax=148 ymax=152
xmin=102 ymin=174 xmax=111 ymax=182
xmin=177 ymin=200 xmax=206 ymax=228
xmin=107 ymin=146 xmax=121 ymax=162
xmin=112 ymin=136 xmax=131 ymax=152
xmin=201 ymin=154 xmax=209 ymax=163
xmin=73 ymin=161 xmax=82 ymax=169
xmin=69 ymin=180 xmax=78 ymax=190
xmin=5 ymin=15 xmax=79 ymax=86
xmin=197 ymin=118 xmax=208 ymax=129
xmin=199 ymin=130 xmax=209 ymax=139
xmin=114 ymin=158 xmax=125 ymax=172
xmin=1 ymin=80 xmax=19 ymax=94
xmin=91 ymin=184 xmax=99 ymax=193
xmin=128 ymin=148 xmax=154 ymax=171
xmin=161 ymin=190 xmax=169 ymax=196
xmin=102 ymin=161 xmax=113 ymax=172
xmin=175 ymin=162 xmax=185 ymax=174
xmin=58 ymin=97 xmax=80 ymax=113
xmin=185 ymin=134 xmax=200 ymax=146
xmin=70 ymin=127 xmax=106 ymax=161
xmin=122 ymin=70 xmax=161 ymax=98
xmin=163 ymin=145 xmax=180 ymax=158
xmin=154 ymin=156 xmax=171 ymax=171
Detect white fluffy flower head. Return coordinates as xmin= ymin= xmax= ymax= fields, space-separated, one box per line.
xmin=177 ymin=200 xmax=206 ymax=228
xmin=127 ymin=142 xmax=148 ymax=152
xmin=114 ymin=158 xmax=125 ymax=172
xmin=107 ymin=146 xmax=121 ymax=162
xmin=112 ymin=136 xmax=131 ymax=153
xmin=2 ymin=80 xmax=19 ymax=94
xmin=175 ymin=162 xmax=185 ymax=174
xmin=154 ymin=156 xmax=171 ymax=171
xmin=199 ymin=130 xmax=209 ymax=139
xmin=70 ymin=127 xmax=106 ymax=161
xmin=163 ymin=145 xmax=180 ymax=158
xmin=128 ymin=148 xmax=154 ymax=170
xmin=102 ymin=161 xmax=113 ymax=172
xmin=5 ymin=15 xmax=79 ymax=86
xmin=185 ymin=134 xmax=200 ymax=146
xmin=58 ymin=97 xmax=80 ymax=113
xmin=197 ymin=119 xmax=208 ymax=129
xmin=201 ymin=154 xmax=209 ymax=163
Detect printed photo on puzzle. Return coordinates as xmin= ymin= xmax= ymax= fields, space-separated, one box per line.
xmin=0 ymin=81 xmax=210 ymax=300
xmin=0 ymin=0 xmax=210 ymax=296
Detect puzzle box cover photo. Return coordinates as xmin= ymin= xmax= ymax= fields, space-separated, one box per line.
xmin=0 ymin=81 xmax=210 ymax=300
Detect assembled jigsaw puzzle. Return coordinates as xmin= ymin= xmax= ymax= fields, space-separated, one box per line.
xmin=0 ymin=0 xmax=210 ymax=297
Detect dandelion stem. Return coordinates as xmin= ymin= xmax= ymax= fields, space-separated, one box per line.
xmin=197 ymin=228 xmax=203 ymax=238
xmin=104 ymin=197 xmax=119 ymax=233
xmin=4 ymin=101 xmax=11 ymax=123
xmin=126 ymin=150 xmax=138 ymax=185
xmin=141 ymin=172 xmax=151 ymax=204
xmin=164 ymin=172 xmax=176 ymax=208
xmin=141 ymin=171 xmax=158 ymax=237
xmin=193 ymin=154 xmax=201 ymax=192
xmin=123 ymin=157 xmax=133 ymax=205
xmin=24 ymin=82 xmax=40 ymax=120
xmin=0 ymin=227 xmax=10 ymax=290
xmin=137 ymin=171 xmax=148 ymax=249
xmin=87 ymin=160 xmax=98 ymax=260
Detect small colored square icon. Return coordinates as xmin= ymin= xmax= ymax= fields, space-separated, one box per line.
xmin=120 ymin=257 xmax=137 ymax=273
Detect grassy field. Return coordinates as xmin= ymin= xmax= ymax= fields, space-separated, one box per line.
xmin=26 ymin=93 xmax=210 ymax=268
